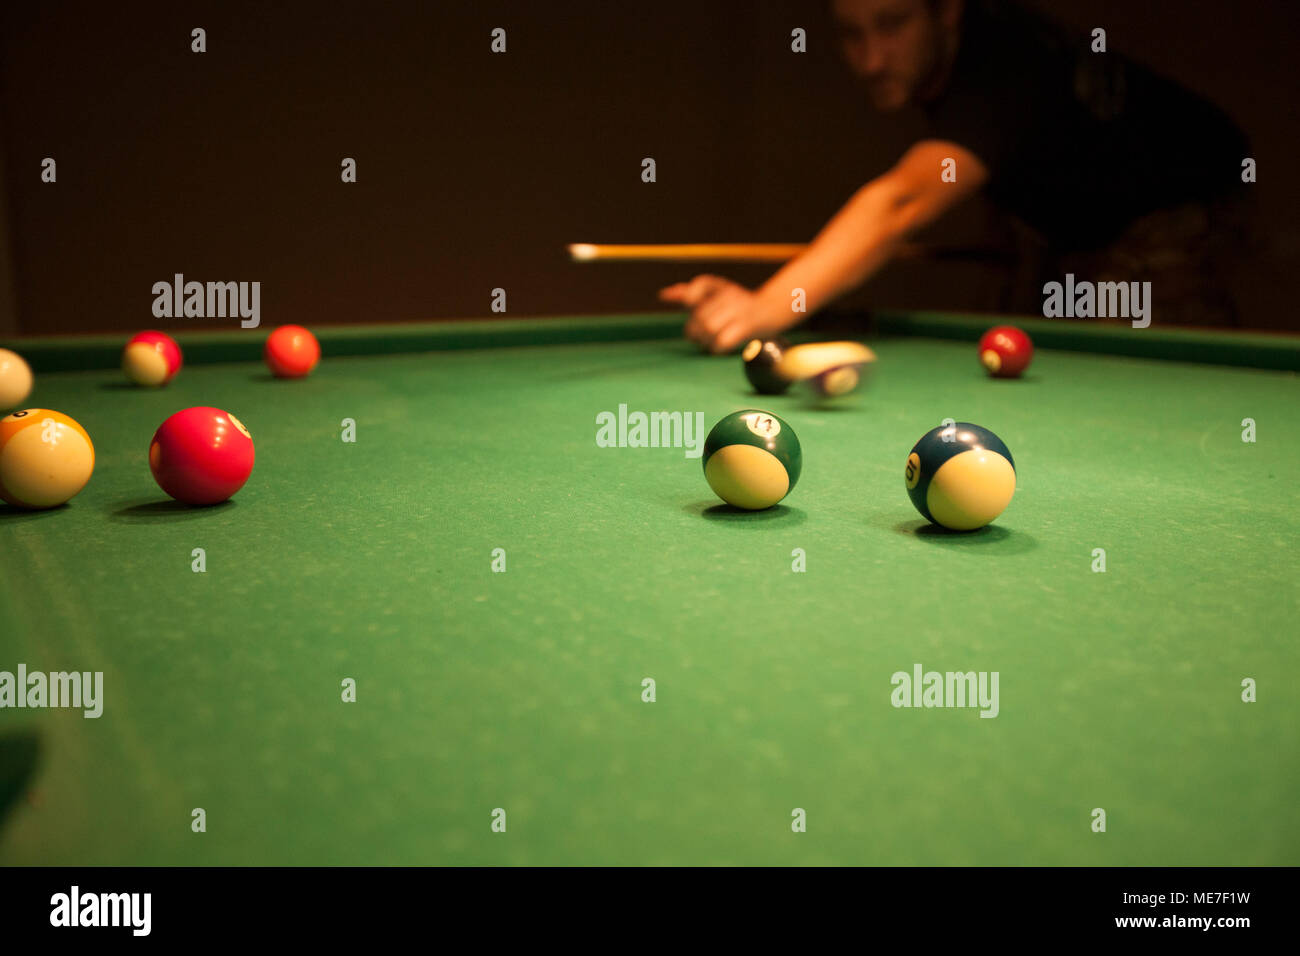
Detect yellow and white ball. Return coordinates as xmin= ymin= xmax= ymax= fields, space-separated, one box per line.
xmin=778 ymin=341 xmax=876 ymax=397
xmin=0 ymin=408 xmax=95 ymax=509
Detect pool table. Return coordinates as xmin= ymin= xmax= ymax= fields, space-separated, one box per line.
xmin=1 ymin=311 xmax=1297 ymax=866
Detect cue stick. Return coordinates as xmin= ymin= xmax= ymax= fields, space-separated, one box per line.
xmin=567 ymin=242 xmax=1010 ymax=264
xmin=569 ymin=243 xmax=808 ymax=263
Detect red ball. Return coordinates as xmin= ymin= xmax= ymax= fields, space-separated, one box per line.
xmin=149 ymin=407 xmax=255 ymax=505
xmin=978 ymin=325 xmax=1033 ymax=378
xmin=122 ymin=331 xmax=183 ymax=386
xmin=264 ymin=325 xmax=320 ymax=378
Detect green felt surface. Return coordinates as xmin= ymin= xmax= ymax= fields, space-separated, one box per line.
xmin=1 ymin=334 xmax=1297 ymax=865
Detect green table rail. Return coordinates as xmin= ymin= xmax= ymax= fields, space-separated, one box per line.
xmin=5 ymin=310 xmax=1298 ymax=372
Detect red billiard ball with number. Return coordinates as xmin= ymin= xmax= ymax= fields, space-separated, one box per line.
xmin=149 ymin=407 xmax=255 ymax=505
xmin=264 ymin=325 xmax=320 ymax=378
xmin=122 ymin=331 xmax=183 ymax=386
xmin=978 ymin=326 xmax=1033 ymax=378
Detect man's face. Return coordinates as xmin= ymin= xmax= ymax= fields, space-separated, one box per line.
xmin=831 ymin=0 xmax=949 ymax=110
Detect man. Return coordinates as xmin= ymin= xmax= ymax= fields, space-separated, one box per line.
xmin=662 ymin=0 xmax=1249 ymax=351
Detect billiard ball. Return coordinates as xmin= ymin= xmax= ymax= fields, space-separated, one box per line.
xmin=0 ymin=408 xmax=95 ymax=509
xmin=703 ymin=409 xmax=801 ymax=510
xmin=742 ymin=337 xmax=792 ymax=394
xmin=778 ymin=341 xmax=877 ymax=397
xmin=905 ymin=422 xmax=1015 ymax=530
xmin=149 ymin=406 xmax=255 ymax=505
xmin=122 ymin=331 xmax=183 ymax=386
xmin=0 ymin=349 xmax=34 ymax=409
xmin=264 ymin=325 xmax=320 ymax=378
xmin=978 ymin=325 xmax=1033 ymax=378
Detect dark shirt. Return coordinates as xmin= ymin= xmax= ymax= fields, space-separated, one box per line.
xmin=923 ymin=0 xmax=1248 ymax=250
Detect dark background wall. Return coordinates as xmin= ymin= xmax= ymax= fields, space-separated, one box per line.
xmin=0 ymin=0 xmax=1295 ymax=336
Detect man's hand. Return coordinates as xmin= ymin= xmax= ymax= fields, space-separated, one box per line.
xmin=658 ymin=140 xmax=987 ymax=353
xmin=658 ymin=275 xmax=797 ymax=353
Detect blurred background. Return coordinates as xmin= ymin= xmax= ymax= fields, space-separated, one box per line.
xmin=0 ymin=0 xmax=1295 ymax=336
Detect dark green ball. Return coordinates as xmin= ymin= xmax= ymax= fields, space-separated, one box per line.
xmin=703 ymin=409 xmax=802 ymax=509
xmin=905 ymin=422 xmax=1016 ymax=530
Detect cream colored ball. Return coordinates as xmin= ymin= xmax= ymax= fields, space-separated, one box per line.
xmin=0 ymin=349 xmax=33 ymax=410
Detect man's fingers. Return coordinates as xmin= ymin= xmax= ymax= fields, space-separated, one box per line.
xmin=663 ymin=274 xmax=728 ymax=307
xmin=670 ymin=276 xmax=752 ymax=352
xmin=694 ymin=290 xmax=737 ymax=329
xmin=711 ymin=320 xmax=755 ymax=355
xmin=683 ymin=309 xmax=717 ymax=346
xmin=685 ymin=275 xmax=726 ymax=299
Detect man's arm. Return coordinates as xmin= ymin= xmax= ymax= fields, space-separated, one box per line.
xmin=661 ymin=140 xmax=989 ymax=352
